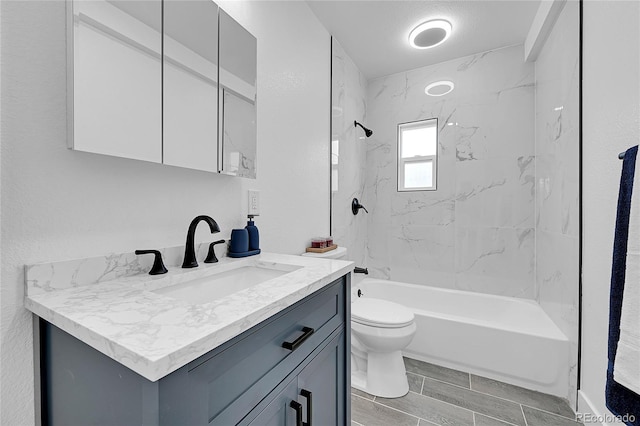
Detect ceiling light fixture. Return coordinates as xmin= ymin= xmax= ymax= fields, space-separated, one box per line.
xmin=425 ymin=80 xmax=455 ymax=97
xmin=409 ymin=19 xmax=452 ymax=49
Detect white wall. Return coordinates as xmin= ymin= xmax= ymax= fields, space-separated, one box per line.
xmin=0 ymin=1 xmax=330 ymax=424
xmin=580 ymin=0 xmax=640 ymax=421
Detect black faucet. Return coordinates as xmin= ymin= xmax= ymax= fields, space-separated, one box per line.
xmin=182 ymin=215 xmax=220 ymax=268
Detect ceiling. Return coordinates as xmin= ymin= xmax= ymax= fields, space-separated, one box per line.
xmin=306 ymin=0 xmax=540 ymax=80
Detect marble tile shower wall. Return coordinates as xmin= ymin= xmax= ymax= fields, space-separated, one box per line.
xmin=534 ymin=1 xmax=580 ymax=405
xmin=331 ymin=39 xmax=368 ymax=265
xmin=364 ymin=45 xmax=536 ymax=298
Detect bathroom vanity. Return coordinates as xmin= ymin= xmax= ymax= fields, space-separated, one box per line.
xmin=26 ymin=251 xmax=352 ymax=425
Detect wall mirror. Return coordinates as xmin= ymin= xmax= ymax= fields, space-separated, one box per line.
xmin=68 ymin=0 xmax=257 ymax=179
xmin=68 ymin=0 xmax=162 ymax=163
xmin=163 ymin=0 xmax=218 ymax=172
xmin=219 ymin=10 xmax=257 ymax=179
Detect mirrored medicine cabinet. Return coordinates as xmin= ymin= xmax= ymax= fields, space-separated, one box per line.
xmin=67 ymin=0 xmax=257 ymax=178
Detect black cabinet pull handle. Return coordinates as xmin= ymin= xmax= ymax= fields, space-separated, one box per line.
xmin=282 ymin=327 xmax=315 ymax=351
xmin=300 ymin=389 xmax=312 ymax=426
xmin=290 ymin=400 xmax=303 ymax=426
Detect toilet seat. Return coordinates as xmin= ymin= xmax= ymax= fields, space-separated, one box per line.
xmin=352 ymin=298 xmax=414 ymax=328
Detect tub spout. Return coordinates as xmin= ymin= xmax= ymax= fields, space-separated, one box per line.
xmin=354 ymin=267 xmax=368 ymax=275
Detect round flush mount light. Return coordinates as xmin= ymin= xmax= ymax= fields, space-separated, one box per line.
xmin=425 ymin=80 xmax=455 ymax=96
xmin=409 ymin=19 xmax=452 ymax=49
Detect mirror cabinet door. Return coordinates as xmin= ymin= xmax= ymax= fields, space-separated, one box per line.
xmin=163 ymin=0 xmax=219 ymax=172
xmin=219 ymin=10 xmax=257 ymax=179
xmin=70 ymin=0 xmax=162 ymax=163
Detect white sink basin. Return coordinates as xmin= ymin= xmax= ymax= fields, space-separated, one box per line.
xmin=154 ymin=263 xmax=302 ymax=304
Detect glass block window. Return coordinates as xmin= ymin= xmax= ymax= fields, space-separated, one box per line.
xmin=398 ymin=118 xmax=438 ymax=191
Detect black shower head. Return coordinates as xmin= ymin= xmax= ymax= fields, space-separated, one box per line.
xmin=354 ymin=121 xmax=373 ymax=138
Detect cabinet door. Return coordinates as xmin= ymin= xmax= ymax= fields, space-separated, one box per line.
xmin=218 ymin=10 xmax=257 ymax=178
xmin=69 ymin=0 xmax=162 ymax=163
xmin=247 ymin=378 xmax=298 ymax=426
xmin=297 ymin=331 xmax=347 ymax=426
xmin=163 ymin=0 xmax=219 ymax=172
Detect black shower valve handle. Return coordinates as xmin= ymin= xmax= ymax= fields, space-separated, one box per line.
xmin=352 ymin=198 xmax=369 ymax=215
xmin=135 ymin=250 xmax=168 ymax=275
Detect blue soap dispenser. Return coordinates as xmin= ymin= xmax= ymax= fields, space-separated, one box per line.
xmin=246 ymin=215 xmax=260 ymax=251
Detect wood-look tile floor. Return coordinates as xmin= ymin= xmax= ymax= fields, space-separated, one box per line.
xmin=351 ymin=357 xmax=583 ymax=426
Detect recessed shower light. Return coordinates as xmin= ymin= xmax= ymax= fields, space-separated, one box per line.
xmin=425 ymin=80 xmax=455 ymax=96
xmin=409 ymin=19 xmax=452 ymax=49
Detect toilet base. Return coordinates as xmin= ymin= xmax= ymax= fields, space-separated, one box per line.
xmin=351 ymin=349 xmax=409 ymax=398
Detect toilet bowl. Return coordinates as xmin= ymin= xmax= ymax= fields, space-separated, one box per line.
xmin=351 ymin=298 xmax=416 ymax=397
xmin=301 ymin=246 xmax=416 ymax=398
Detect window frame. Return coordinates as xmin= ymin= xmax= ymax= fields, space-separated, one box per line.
xmin=397 ymin=118 xmax=438 ymax=192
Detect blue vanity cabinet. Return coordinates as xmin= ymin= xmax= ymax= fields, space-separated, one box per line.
xmin=242 ymin=330 xmax=346 ymax=426
xmin=40 ymin=274 xmax=350 ymax=426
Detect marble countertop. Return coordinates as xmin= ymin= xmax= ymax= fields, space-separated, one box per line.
xmin=25 ymin=252 xmax=353 ymax=382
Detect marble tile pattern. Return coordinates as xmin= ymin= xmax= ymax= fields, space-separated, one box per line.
xmin=534 ymin=1 xmax=580 ymax=406
xmin=25 ymin=251 xmax=353 ymax=381
xmin=331 ymin=39 xmax=368 ymax=267
xmin=25 ymin=242 xmax=212 ymax=295
xmin=364 ymin=45 xmax=536 ymax=298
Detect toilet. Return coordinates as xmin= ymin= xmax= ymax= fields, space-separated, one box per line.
xmin=301 ymin=247 xmax=416 ymax=398
xmin=350 ymin=298 xmax=416 ymax=397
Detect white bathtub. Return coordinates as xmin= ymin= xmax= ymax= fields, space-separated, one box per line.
xmin=355 ymin=278 xmax=569 ymax=398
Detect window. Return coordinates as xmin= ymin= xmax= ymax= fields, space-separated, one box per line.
xmin=397 ymin=118 xmax=438 ymax=191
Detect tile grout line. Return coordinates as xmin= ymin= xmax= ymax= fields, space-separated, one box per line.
xmin=475 ymin=411 xmax=519 ymax=426
xmin=405 ymin=369 xmax=471 ymax=390
xmin=352 ymin=393 xmax=422 ymax=425
xmin=375 ymin=390 xmax=475 ymax=424
xmin=411 ymin=382 xmax=530 ymax=426
xmin=350 ymin=391 xmax=374 ymax=402
xmin=425 ymin=374 xmax=575 ymax=419
xmin=520 ymin=403 xmax=580 ymax=422
xmin=422 ymin=375 xmax=527 ymax=407
xmin=521 ymin=404 xmax=529 ymax=426
xmin=468 ymin=374 xmax=576 ymax=418
xmin=473 ymin=412 xmax=476 ymax=426
xmin=412 ymin=373 xmax=471 ymax=392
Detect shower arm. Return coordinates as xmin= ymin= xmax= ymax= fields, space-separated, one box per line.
xmin=354 ymin=121 xmax=373 ymax=137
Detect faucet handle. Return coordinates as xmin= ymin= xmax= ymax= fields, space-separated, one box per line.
xmin=352 ymin=198 xmax=369 ymax=215
xmin=204 ymin=240 xmax=226 ymax=263
xmin=135 ymin=250 xmax=168 ymax=275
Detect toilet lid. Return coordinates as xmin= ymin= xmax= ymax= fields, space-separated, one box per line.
xmin=352 ymin=298 xmax=414 ymax=328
